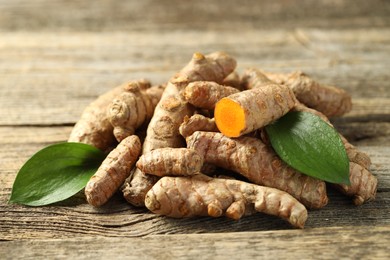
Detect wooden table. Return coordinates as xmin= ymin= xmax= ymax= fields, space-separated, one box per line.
xmin=1 ymin=1 xmax=389 ymax=259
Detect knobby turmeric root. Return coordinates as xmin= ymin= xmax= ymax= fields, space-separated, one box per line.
xmin=136 ymin=148 xmax=203 ymax=177
xmin=122 ymin=51 xmax=237 ymax=207
xmin=85 ymin=135 xmax=141 ymax=207
xmin=183 ymin=81 xmax=240 ymax=110
xmin=187 ymin=131 xmax=328 ymax=209
xmin=215 ymin=69 xmax=296 ymax=137
xmin=68 ymin=82 xmax=132 ymax=151
xmin=263 ymin=70 xmax=352 ymax=117
xmin=108 ymin=81 xmax=165 ymax=142
xmin=145 ymin=174 xmax=308 ymax=228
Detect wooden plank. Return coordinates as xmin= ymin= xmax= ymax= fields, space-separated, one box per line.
xmin=1 ymin=226 xmax=389 ymax=259
xmin=0 ymin=0 xmax=389 ymax=31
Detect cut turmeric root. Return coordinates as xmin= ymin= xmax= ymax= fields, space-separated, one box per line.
xmin=145 ymin=174 xmax=308 ymax=228
xmin=215 ymin=70 xmax=296 ymax=137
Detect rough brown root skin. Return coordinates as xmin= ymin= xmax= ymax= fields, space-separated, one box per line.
xmin=179 ymin=114 xmax=218 ymax=138
xmin=187 ymin=131 xmax=328 ymax=209
xmin=136 ymin=148 xmax=203 ymax=177
xmin=109 ymin=82 xmax=165 ymax=142
xmin=68 ymin=84 xmax=129 ymax=151
xmin=183 ymin=81 xmax=240 ymax=110
xmin=121 ymin=51 xmax=237 ymax=207
xmin=264 ymin=70 xmax=352 ymax=117
xmin=85 ymin=135 xmax=141 ymax=207
xmin=215 ymin=70 xmax=295 ymax=137
xmin=334 ymin=162 xmax=378 ymax=205
xmin=145 ymin=174 xmax=308 ymax=228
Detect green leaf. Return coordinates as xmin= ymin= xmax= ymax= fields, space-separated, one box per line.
xmin=9 ymin=142 xmax=105 ymax=206
xmin=265 ymin=111 xmax=350 ymax=185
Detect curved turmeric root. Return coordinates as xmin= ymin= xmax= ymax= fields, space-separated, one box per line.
xmin=136 ymin=148 xmax=203 ymax=177
xmin=263 ymin=70 xmax=352 ymax=117
xmin=187 ymin=131 xmax=328 ymax=209
xmin=109 ymin=81 xmax=165 ymax=142
xmin=85 ymin=135 xmax=141 ymax=207
xmin=215 ymin=69 xmax=295 ymax=137
xmin=145 ymin=174 xmax=308 ymax=228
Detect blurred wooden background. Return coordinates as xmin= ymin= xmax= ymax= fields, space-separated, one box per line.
xmin=0 ymin=0 xmax=389 ymax=259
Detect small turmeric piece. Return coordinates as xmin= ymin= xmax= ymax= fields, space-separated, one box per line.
xmin=145 ymin=174 xmax=308 ymax=228
xmin=215 ymin=69 xmax=295 ymax=137
xmin=263 ymin=70 xmax=352 ymax=117
xmin=187 ymin=131 xmax=328 ymax=209
xmin=179 ymin=114 xmax=218 ymax=138
xmin=122 ymin=51 xmax=237 ymax=207
xmin=85 ymin=135 xmax=141 ymax=207
xmin=183 ymin=81 xmax=240 ymax=110
xmin=136 ymin=148 xmax=203 ymax=177
xmin=109 ymin=81 xmax=165 ymax=142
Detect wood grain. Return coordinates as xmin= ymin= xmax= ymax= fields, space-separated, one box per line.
xmin=1 ymin=226 xmax=389 ymax=259
xmin=0 ymin=0 xmax=389 ymax=31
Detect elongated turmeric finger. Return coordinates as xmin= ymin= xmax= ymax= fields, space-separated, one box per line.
xmin=187 ymin=131 xmax=328 ymax=209
xmin=136 ymin=148 xmax=203 ymax=177
xmin=85 ymin=135 xmax=141 ymax=207
xmin=145 ymin=174 xmax=308 ymax=228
